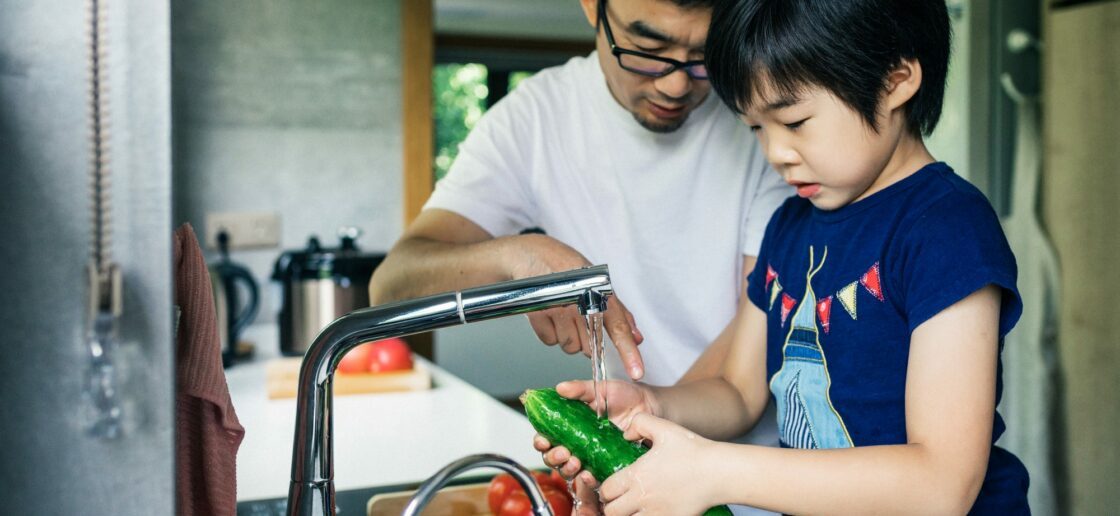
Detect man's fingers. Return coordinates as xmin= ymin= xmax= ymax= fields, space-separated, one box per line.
xmin=605 ymin=298 xmax=645 ymax=380
xmin=527 ymin=312 xmax=559 ymax=346
xmin=554 ymin=310 xmax=584 ymax=354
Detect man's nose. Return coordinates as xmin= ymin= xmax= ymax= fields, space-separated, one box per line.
xmin=653 ymin=69 xmax=693 ymax=100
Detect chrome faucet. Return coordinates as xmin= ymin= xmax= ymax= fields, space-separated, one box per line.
xmin=403 ymin=454 xmax=553 ymax=516
xmin=287 ymin=265 xmax=613 ymax=515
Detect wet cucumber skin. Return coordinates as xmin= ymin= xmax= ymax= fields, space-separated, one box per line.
xmin=521 ymin=388 xmax=733 ymax=516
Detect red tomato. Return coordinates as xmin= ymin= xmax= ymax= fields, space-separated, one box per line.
xmin=489 ymin=472 xmax=573 ymax=516
xmin=532 ymin=470 xmax=568 ymax=492
xmin=541 ymin=485 xmax=573 ymax=516
xmin=367 ymin=338 xmax=413 ymax=373
xmin=488 ymin=473 xmax=520 ymax=514
xmin=497 ymin=489 xmax=532 ymax=516
xmin=336 ymin=342 xmax=374 ymax=374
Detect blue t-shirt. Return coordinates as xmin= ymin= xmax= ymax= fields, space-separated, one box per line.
xmin=746 ymin=162 xmax=1029 ymax=513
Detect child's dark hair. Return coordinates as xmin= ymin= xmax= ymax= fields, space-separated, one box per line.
xmin=705 ymin=0 xmax=951 ymax=137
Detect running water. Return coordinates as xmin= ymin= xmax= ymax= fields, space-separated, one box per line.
xmin=585 ymin=312 xmax=607 ymax=420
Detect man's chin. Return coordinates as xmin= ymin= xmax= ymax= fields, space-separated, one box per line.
xmin=634 ymin=112 xmax=688 ymax=133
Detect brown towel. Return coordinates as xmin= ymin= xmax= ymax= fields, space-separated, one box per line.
xmin=174 ymin=223 xmax=245 ymax=516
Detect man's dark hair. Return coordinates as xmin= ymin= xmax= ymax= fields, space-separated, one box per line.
xmin=705 ymin=0 xmax=951 ymax=136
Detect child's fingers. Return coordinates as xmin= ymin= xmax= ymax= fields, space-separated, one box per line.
xmin=621 ymin=412 xmax=662 ymax=441
xmin=532 ymin=433 xmax=552 ymax=452
xmin=556 ymin=380 xmax=593 ymax=401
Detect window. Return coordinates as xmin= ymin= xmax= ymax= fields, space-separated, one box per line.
xmin=431 ymin=36 xmax=593 ymax=183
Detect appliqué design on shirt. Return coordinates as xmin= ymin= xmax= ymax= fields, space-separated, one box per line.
xmin=767 ymin=246 xmax=853 ymax=449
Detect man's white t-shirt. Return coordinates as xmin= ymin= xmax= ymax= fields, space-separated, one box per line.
xmin=426 ymin=54 xmax=790 ymax=388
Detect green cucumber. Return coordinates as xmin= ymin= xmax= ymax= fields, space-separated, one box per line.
xmin=521 ymin=388 xmax=733 ymax=516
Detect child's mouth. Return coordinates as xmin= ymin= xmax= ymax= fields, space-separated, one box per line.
xmin=795 ymin=183 xmax=821 ymax=198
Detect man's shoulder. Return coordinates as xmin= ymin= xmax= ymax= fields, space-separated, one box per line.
xmin=505 ymin=54 xmax=596 ymax=104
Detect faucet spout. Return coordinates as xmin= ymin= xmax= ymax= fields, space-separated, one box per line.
xmin=287 ymin=265 xmax=611 ymax=515
xmin=402 ymin=454 xmax=553 ymax=516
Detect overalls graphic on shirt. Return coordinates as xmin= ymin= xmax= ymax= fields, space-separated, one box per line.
xmin=769 ymin=246 xmax=853 ymax=449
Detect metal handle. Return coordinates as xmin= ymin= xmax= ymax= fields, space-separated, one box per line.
xmin=402 ymin=454 xmax=553 ymax=516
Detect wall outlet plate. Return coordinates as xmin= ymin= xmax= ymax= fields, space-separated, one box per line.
xmin=205 ymin=211 xmax=281 ymax=250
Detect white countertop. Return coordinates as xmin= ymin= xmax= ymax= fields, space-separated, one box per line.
xmin=227 ymin=326 xmax=545 ymax=502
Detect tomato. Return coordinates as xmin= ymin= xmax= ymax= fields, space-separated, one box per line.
xmin=336 ymin=342 xmax=374 ymax=374
xmin=367 ymin=337 xmax=413 ymax=373
xmin=489 ymin=473 xmax=573 ymax=516
xmin=336 ymin=338 xmax=413 ymax=374
xmin=497 ymin=489 xmax=532 ymax=516
xmin=541 ymin=485 xmax=573 ymax=516
xmin=532 ymin=470 xmax=568 ymax=492
xmin=488 ymin=473 xmax=520 ymax=513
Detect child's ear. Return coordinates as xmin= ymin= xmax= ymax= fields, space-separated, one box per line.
xmin=884 ymin=58 xmax=923 ymax=111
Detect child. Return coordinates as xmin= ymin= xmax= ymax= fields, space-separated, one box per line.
xmin=536 ymin=0 xmax=1030 ymax=513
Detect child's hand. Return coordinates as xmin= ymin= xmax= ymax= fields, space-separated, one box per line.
xmin=598 ymin=413 xmax=719 ymax=516
xmin=535 ymin=379 xmax=660 ymax=471
xmin=555 ymin=379 xmax=661 ymax=429
xmin=533 ymin=380 xmax=661 ymax=513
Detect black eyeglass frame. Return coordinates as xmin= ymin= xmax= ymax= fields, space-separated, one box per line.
xmin=597 ymin=0 xmax=709 ymax=80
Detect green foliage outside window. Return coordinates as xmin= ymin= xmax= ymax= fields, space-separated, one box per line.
xmin=433 ymin=64 xmax=536 ymax=182
xmin=433 ymin=63 xmax=488 ymax=182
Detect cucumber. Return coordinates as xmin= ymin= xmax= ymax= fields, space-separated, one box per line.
xmin=521 ymin=388 xmax=733 ymax=516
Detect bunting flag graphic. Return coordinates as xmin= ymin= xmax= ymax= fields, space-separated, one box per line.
xmin=817 ymin=296 xmax=833 ymax=334
xmin=769 ymin=278 xmax=784 ymax=310
xmin=837 ymin=281 xmax=858 ymax=320
xmin=860 ymin=262 xmax=885 ymax=301
xmin=765 ymin=264 xmax=778 ymax=290
xmin=780 ymin=293 xmax=797 ymax=327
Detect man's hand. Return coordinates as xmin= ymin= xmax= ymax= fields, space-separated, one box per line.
xmin=513 ymin=234 xmax=645 ymax=380
xmin=527 ymin=297 xmax=644 ymax=380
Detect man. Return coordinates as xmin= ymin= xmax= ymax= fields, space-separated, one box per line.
xmin=371 ymin=0 xmax=787 ymax=497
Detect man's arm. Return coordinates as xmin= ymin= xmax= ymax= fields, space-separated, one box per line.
xmin=677 ymin=255 xmax=757 ymax=384
xmin=369 ymin=208 xmax=646 ymax=379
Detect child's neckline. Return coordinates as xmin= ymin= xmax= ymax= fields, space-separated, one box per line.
xmin=810 ymin=162 xmax=951 ymax=222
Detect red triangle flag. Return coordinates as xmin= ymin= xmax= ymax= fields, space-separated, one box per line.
xmin=765 ymin=264 xmax=778 ymax=290
xmin=860 ymin=262 xmax=885 ymax=301
xmin=817 ymin=296 xmax=833 ymax=334
xmin=780 ymin=293 xmax=796 ymax=327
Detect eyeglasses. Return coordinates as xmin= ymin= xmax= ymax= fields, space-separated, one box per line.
xmin=598 ymin=0 xmax=709 ymax=80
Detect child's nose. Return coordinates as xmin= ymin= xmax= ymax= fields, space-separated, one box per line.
xmin=765 ymin=135 xmax=800 ymax=168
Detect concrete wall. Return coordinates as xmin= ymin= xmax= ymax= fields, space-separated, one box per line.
xmin=0 ymin=0 xmax=174 ymax=513
xmin=171 ymin=0 xmax=404 ymax=332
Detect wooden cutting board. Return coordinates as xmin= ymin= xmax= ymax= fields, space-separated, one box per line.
xmin=366 ymin=483 xmax=490 ymax=516
xmin=265 ymin=357 xmax=432 ymax=399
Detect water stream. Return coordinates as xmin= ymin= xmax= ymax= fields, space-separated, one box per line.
xmin=585 ymin=312 xmax=607 ymax=420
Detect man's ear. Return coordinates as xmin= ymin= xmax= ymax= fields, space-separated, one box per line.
xmin=579 ymin=0 xmax=598 ymax=29
xmin=885 ymin=57 xmax=923 ymax=111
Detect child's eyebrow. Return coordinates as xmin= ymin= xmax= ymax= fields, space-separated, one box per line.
xmin=760 ymin=95 xmax=803 ymax=112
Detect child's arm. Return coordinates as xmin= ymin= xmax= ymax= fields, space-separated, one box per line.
xmin=600 ymin=285 xmax=1001 ymax=515
xmin=649 ymin=293 xmax=771 ymax=440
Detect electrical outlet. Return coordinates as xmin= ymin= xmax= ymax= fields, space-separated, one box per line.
xmin=205 ymin=211 xmax=281 ymax=250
